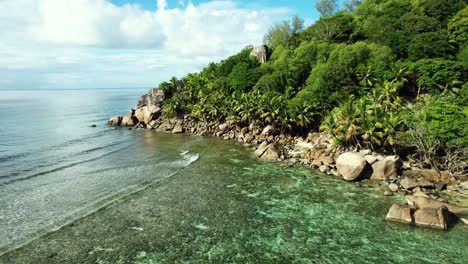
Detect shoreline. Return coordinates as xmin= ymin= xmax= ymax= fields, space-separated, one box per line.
xmin=3 ymin=130 xmax=467 ymax=263
xmin=110 ymin=114 xmax=468 ymax=230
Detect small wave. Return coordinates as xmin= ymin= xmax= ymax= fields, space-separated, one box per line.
xmin=180 ymin=150 xmax=189 ymax=156
xmin=0 ymin=131 xmax=111 ymax=165
xmin=0 ymin=144 xmax=131 ymax=186
xmin=0 ymin=153 xmax=29 ymax=163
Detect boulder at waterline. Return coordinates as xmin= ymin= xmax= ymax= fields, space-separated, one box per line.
xmin=134 ymin=105 xmax=161 ymax=125
xmin=108 ymin=116 xmax=122 ymax=126
xmin=172 ymin=124 xmax=184 ymax=134
xmin=254 ymin=142 xmax=269 ymax=158
xmin=260 ymin=144 xmax=280 ymax=162
xmin=413 ymin=206 xmax=451 ymax=230
xmin=218 ymin=123 xmax=229 ymax=134
xmin=336 ymin=152 xmax=369 ymax=181
xmin=121 ymin=113 xmax=136 ymax=127
xmin=370 ymin=155 xmax=402 ymax=180
xmin=385 ymin=204 xmax=413 ymax=224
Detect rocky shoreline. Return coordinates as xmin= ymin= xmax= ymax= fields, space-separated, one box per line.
xmin=109 ymin=88 xmax=468 ymax=230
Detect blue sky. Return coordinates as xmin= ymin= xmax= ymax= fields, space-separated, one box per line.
xmin=110 ymin=0 xmax=320 ymax=22
xmin=0 ymin=0 xmax=322 ymax=90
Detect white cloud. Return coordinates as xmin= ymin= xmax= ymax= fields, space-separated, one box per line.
xmin=0 ymin=0 xmax=291 ymax=89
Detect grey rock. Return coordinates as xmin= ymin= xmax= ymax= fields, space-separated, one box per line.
xmin=136 ymin=88 xmax=165 ymax=109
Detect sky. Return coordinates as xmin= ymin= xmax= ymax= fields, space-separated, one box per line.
xmin=0 ymin=0 xmax=321 ymax=89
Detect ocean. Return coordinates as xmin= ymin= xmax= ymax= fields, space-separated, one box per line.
xmin=0 ymin=89 xmax=466 ymax=263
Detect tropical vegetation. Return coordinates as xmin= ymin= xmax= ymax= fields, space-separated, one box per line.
xmin=156 ymin=0 xmax=467 ymax=175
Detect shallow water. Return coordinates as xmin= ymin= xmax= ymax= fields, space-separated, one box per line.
xmin=0 ymin=90 xmax=467 ymax=263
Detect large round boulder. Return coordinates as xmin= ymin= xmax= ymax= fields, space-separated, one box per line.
xmin=336 ymin=152 xmax=369 ymax=181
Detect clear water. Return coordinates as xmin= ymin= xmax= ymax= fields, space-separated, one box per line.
xmin=0 ymin=89 xmax=466 ymax=263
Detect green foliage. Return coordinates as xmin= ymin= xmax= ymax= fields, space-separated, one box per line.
xmin=344 ymin=0 xmax=362 ymax=12
xmin=408 ymin=32 xmax=455 ymax=60
xmin=457 ymin=46 xmax=468 ymax=69
xmin=409 ymin=93 xmax=468 ymax=148
xmin=448 ymin=6 xmax=468 ymax=49
xmin=298 ymin=42 xmax=394 ymax=109
xmin=152 ymin=0 xmax=467 ymax=158
xmin=315 ymin=0 xmax=338 ymax=18
xmin=421 ymin=0 xmax=466 ymax=25
xmin=408 ymin=59 xmax=466 ymax=94
xmin=228 ymin=62 xmax=261 ymax=92
xmin=264 ymin=16 xmax=304 ymax=49
xmin=321 ymin=81 xmax=408 ymax=149
xmin=301 ymin=12 xmax=356 ymax=43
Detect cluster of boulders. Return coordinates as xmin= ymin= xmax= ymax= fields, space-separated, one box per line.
xmin=284 ymin=133 xmax=402 ymax=182
xmin=108 ymin=88 xmax=165 ymax=128
xmin=109 ymin=88 xmax=467 ymax=230
xmin=386 ymin=195 xmax=468 ymax=230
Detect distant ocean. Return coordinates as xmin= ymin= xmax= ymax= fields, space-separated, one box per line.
xmin=0 ymin=88 xmax=200 ymax=254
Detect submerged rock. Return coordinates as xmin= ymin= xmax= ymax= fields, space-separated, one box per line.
xmin=406 ymin=195 xmax=468 ymax=226
xmin=385 ymin=204 xmax=413 ymax=224
xmin=336 ymin=152 xmax=368 ymax=181
xmin=413 ymin=207 xmax=451 ymax=230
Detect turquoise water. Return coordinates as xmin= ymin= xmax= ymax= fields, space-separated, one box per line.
xmin=0 ymin=89 xmax=466 ymax=263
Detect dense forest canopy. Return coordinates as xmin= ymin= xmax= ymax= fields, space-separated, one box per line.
xmin=155 ymin=0 xmax=467 ymax=172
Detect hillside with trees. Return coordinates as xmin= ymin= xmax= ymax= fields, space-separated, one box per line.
xmin=153 ymin=0 xmax=467 ymax=175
